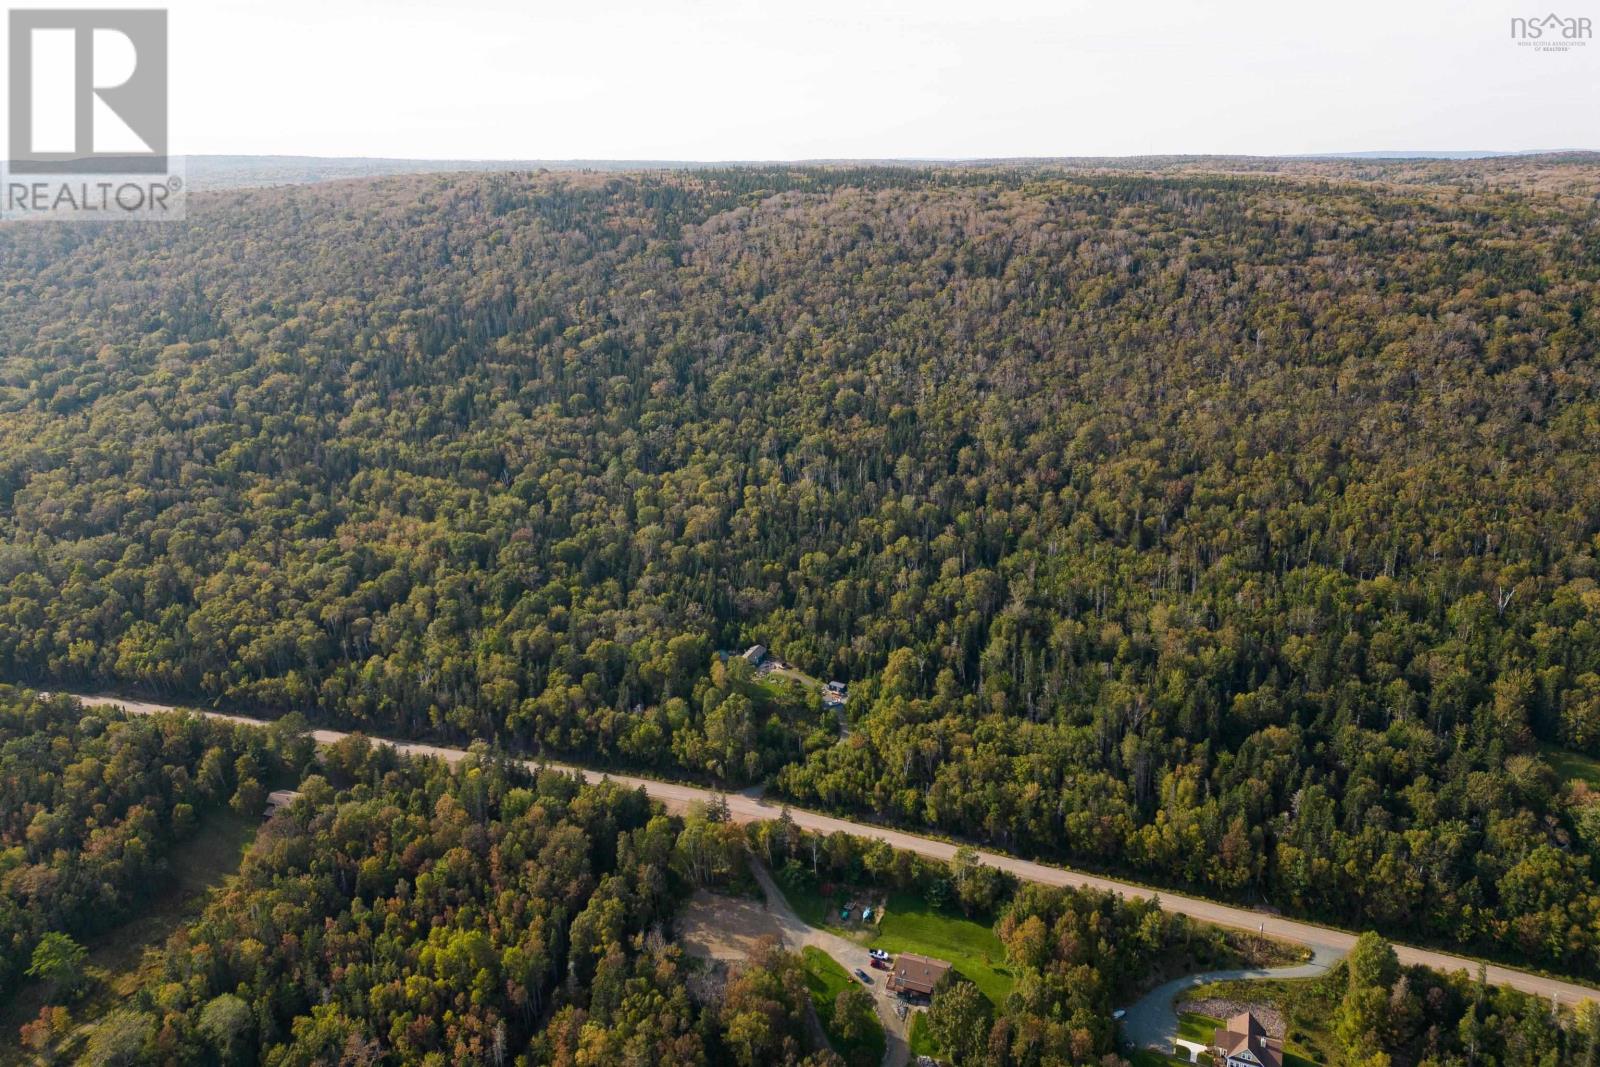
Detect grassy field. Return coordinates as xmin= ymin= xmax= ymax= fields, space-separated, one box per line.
xmin=775 ymin=870 xmax=1016 ymax=1006
xmin=88 ymin=808 xmax=258 ymax=976
xmin=800 ymin=946 xmax=886 ymax=1067
xmin=1130 ymin=1050 xmax=1207 ymax=1067
xmin=872 ymin=892 xmax=1014 ymax=1005
xmin=1178 ymin=1011 xmax=1225 ymax=1045
xmin=0 ymin=807 xmax=259 ymax=1064
xmin=1542 ymin=744 xmax=1600 ymax=788
xmin=908 ymin=1010 xmax=938 ymax=1058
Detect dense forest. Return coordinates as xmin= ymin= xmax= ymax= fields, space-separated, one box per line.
xmin=2 ymin=162 xmax=1600 ymax=979
xmin=97 ymin=743 xmax=824 ymax=1066
xmin=6 ymin=697 xmax=1592 ymax=1066
xmin=0 ymin=696 xmax=1221 ymax=1067
xmin=7 ymin=709 xmax=844 ymax=1065
xmin=0 ymin=687 xmax=302 ymax=1001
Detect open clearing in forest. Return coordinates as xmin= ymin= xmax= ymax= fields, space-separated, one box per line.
xmin=676 ymin=889 xmax=788 ymax=962
xmin=0 ymin=807 xmax=258 ymax=1065
xmin=1544 ymin=744 xmax=1600 ymax=788
xmin=675 ymin=882 xmax=904 ymax=1066
xmin=774 ymin=871 xmax=1015 ymax=1006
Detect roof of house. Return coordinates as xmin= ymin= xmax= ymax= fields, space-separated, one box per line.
xmin=886 ymin=953 xmax=951 ymax=996
xmin=1213 ymin=1012 xmax=1283 ymax=1067
xmin=263 ymin=789 xmax=302 ymax=816
xmin=742 ymin=644 xmax=766 ymax=662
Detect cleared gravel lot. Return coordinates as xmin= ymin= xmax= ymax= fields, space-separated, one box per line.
xmin=677 ymin=889 xmax=787 ymax=962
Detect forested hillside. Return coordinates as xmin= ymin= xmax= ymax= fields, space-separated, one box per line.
xmin=2 ymin=164 xmax=1599 ymax=977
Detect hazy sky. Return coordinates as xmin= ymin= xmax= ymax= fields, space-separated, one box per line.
xmin=21 ymin=0 xmax=1600 ymax=159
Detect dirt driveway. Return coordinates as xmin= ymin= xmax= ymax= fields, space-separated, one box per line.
xmin=674 ymin=874 xmax=911 ymax=1067
xmin=749 ymin=862 xmax=912 ymax=1067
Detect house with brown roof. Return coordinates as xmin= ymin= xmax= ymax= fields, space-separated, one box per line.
xmin=1212 ymin=1011 xmax=1283 ymax=1067
xmin=885 ymin=953 xmax=951 ymax=1001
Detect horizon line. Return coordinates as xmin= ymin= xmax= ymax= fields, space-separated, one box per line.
xmin=178 ymin=148 xmax=1598 ymax=165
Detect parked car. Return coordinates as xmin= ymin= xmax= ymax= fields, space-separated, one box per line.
xmin=869 ymin=949 xmax=890 ymax=961
xmin=854 ymin=969 xmax=873 ymax=984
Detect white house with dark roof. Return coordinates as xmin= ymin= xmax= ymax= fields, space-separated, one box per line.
xmin=1212 ymin=1012 xmax=1283 ymax=1067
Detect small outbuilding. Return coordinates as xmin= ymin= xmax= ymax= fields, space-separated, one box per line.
xmin=263 ymin=789 xmax=301 ymax=818
xmin=742 ymin=644 xmax=767 ymax=665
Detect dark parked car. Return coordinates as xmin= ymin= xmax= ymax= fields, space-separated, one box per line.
xmin=854 ymin=968 xmax=873 ymax=984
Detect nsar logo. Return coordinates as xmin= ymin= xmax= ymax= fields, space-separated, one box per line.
xmin=1510 ymin=12 xmax=1592 ymax=50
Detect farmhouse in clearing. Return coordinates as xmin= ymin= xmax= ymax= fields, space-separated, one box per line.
xmin=885 ymin=953 xmax=951 ymax=1001
xmin=742 ymin=644 xmax=766 ymax=665
xmin=1212 ymin=1012 xmax=1283 ymax=1067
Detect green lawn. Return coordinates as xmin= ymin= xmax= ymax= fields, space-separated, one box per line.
xmin=768 ymin=665 xmax=825 ymax=690
xmin=775 ymin=870 xmax=1015 ymax=1006
xmin=871 ymin=892 xmax=1015 ymax=1006
xmin=1178 ymin=1012 xmax=1224 ymax=1045
xmin=908 ymin=1010 xmax=938 ymax=1057
xmin=1542 ymin=744 xmax=1600 ymax=788
xmin=1130 ymin=1050 xmax=1204 ymax=1067
xmin=800 ymin=946 xmax=885 ymax=1067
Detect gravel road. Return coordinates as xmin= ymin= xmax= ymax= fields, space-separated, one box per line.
xmin=55 ymin=689 xmax=1600 ymax=1009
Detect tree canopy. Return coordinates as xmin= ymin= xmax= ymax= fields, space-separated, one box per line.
xmin=0 ymin=687 xmax=294 ymax=999
xmin=2 ymin=162 xmax=1599 ymax=977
